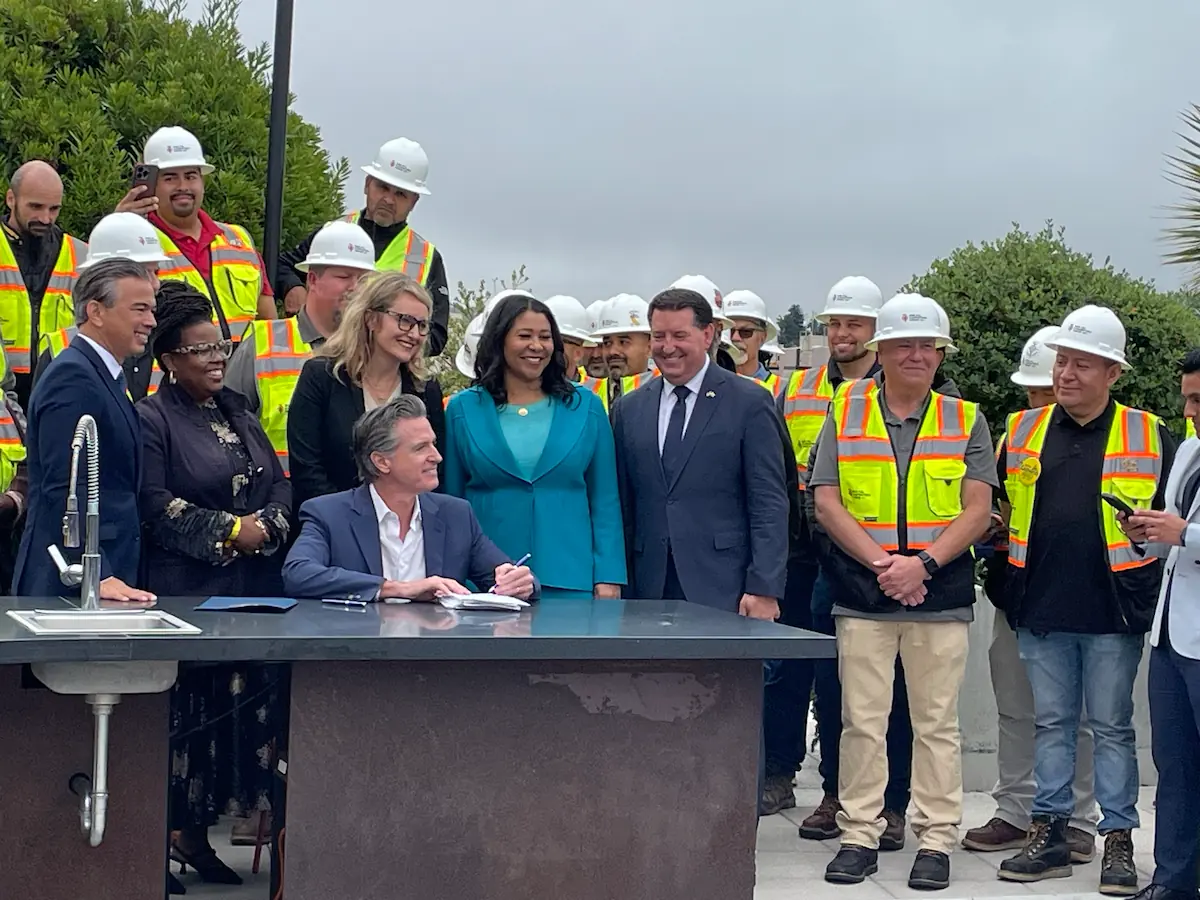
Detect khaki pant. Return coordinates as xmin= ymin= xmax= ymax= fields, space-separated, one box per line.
xmin=835 ymin=616 xmax=970 ymax=853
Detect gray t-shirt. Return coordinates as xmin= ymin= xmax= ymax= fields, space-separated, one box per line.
xmin=808 ymin=383 xmax=997 ymax=622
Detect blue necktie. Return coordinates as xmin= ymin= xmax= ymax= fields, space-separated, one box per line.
xmin=661 ymin=385 xmax=691 ymax=483
xmin=115 ymin=370 xmax=128 ymax=398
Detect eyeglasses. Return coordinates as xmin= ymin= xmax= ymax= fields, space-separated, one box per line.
xmin=383 ymin=310 xmax=430 ymax=336
xmin=171 ymin=339 xmax=234 ymax=361
xmin=731 ymin=326 xmax=762 ymax=339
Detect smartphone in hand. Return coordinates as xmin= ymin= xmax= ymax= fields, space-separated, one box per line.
xmin=131 ymin=163 xmax=158 ymax=197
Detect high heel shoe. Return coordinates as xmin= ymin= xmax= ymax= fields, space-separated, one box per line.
xmin=170 ymin=842 xmax=243 ymax=885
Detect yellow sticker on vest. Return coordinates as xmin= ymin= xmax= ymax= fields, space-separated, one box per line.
xmin=1016 ymin=458 xmax=1041 ymax=486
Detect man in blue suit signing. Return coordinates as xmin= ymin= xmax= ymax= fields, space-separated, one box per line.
xmin=612 ymin=287 xmax=788 ymax=618
xmin=283 ymin=395 xmax=536 ymax=602
xmin=14 ymin=257 xmax=158 ymax=601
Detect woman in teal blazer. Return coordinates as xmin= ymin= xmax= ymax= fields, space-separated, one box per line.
xmin=443 ymin=293 xmax=626 ymax=600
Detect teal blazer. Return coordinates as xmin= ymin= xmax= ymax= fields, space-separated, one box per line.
xmin=443 ymin=386 xmax=626 ymax=594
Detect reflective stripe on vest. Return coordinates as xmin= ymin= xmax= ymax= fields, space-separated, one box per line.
xmin=41 ymin=326 xmax=150 ymax=401
xmin=756 ymin=372 xmax=783 ymax=397
xmin=1004 ymin=404 xmax=1162 ymax=572
xmin=586 ymin=368 xmax=661 ymax=412
xmin=0 ymin=400 xmax=24 ymax=493
xmin=156 ymin=222 xmax=261 ymax=341
xmin=252 ymin=317 xmax=314 ymax=477
xmin=0 ymin=231 xmax=85 ymax=373
xmin=782 ymin=365 xmax=834 ymax=487
xmin=833 ymin=379 xmax=977 ymax=552
xmin=344 ymin=212 xmax=436 ymax=286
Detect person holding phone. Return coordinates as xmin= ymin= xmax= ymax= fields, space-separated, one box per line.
xmin=994 ymin=307 xmax=1175 ymax=895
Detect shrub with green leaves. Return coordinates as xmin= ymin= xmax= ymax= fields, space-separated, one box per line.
xmin=0 ymin=0 xmax=347 ymax=250
xmin=430 ymin=266 xmax=529 ymax=395
xmin=905 ymin=222 xmax=1200 ymax=436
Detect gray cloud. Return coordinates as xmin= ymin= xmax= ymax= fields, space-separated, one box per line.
xmin=193 ymin=0 xmax=1200 ymax=318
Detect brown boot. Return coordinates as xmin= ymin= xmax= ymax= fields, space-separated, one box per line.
xmin=799 ymin=793 xmax=842 ymax=841
xmin=962 ymin=817 xmax=1027 ymax=852
xmin=1066 ymin=826 xmax=1096 ymax=864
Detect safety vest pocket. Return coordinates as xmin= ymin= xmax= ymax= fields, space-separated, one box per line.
xmin=923 ymin=459 xmax=967 ymax=518
xmin=841 ymin=469 xmax=883 ymax=522
xmin=1108 ymin=476 xmax=1156 ymax=511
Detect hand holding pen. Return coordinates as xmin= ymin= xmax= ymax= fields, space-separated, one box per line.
xmin=491 ymin=553 xmax=534 ymax=599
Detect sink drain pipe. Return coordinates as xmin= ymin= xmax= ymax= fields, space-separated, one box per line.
xmin=69 ymin=693 xmax=120 ymax=846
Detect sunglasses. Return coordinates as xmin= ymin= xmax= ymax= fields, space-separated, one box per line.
xmin=731 ymin=326 xmax=762 ymax=339
xmin=383 ymin=310 xmax=430 ymax=336
xmin=170 ymin=339 xmax=234 ymax=361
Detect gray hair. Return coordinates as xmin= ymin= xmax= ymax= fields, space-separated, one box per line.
xmin=73 ymin=257 xmax=156 ymax=326
xmin=352 ymin=394 xmax=428 ymax=482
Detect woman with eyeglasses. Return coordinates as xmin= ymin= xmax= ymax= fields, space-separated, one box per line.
xmin=288 ymin=271 xmax=445 ymax=509
xmin=136 ymin=281 xmax=291 ymax=891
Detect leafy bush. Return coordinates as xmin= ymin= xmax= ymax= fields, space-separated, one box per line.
xmin=905 ymin=223 xmax=1200 ymax=436
xmin=0 ymin=0 xmax=347 ymax=247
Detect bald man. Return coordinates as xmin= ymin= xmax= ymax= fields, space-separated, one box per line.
xmin=1 ymin=160 xmax=87 ymax=406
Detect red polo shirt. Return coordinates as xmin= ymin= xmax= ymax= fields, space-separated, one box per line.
xmin=149 ymin=210 xmax=273 ymax=295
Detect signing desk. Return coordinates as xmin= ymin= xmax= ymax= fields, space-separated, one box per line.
xmin=0 ymin=596 xmax=832 ymax=899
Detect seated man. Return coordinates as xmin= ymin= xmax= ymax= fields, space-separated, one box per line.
xmin=283 ymin=395 xmax=536 ymax=601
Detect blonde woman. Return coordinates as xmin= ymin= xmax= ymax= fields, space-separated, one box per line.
xmin=288 ymin=272 xmax=444 ymax=509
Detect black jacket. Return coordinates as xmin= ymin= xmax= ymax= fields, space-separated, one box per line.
xmin=275 ymin=212 xmax=449 ymax=356
xmin=287 ymin=357 xmax=445 ymax=511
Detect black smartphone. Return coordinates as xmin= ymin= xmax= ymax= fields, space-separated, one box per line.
xmin=1101 ymin=492 xmax=1136 ymax=517
xmin=131 ymin=163 xmax=158 ymax=196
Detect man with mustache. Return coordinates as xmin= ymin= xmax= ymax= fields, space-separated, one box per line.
xmin=116 ymin=126 xmax=277 ymax=342
xmin=275 ymin=138 xmax=450 ymax=357
xmin=225 ymin=220 xmax=376 ymax=478
xmin=588 ymin=293 xmax=659 ymax=412
xmin=0 ymin=160 xmax=88 ymax=407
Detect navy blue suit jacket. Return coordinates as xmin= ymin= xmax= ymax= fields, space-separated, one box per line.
xmin=612 ymin=364 xmax=788 ymax=612
xmin=14 ymin=338 xmax=143 ymax=596
xmin=282 ymin=485 xmax=538 ymax=600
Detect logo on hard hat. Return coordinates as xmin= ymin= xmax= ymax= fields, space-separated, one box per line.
xmin=1067 ymin=323 xmax=1091 ymax=335
xmin=629 ymin=312 xmax=641 ymax=326
xmin=833 ymin=293 xmax=851 ymax=303
xmin=167 ymin=145 xmax=190 ymax=153
xmin=389 ymin=160 xmax=412 ymax=173
xmin=349 ymin=243 xmax=369 ymax=255
xmin=714 ymin=290 xmax=723 ymax=309
xmin=138 ymin=236 xmax=148 ymax=245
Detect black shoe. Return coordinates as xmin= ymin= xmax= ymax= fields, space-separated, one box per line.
xmin=1126 ymin=885 xmax=1196 ymax=900
xmin=998 ymin=815 xmax=1073 ymax=882
xmin=825 ymin=845 xmax=879 ymax=884
xmin=908 ymin=850 xmax=950 ymax=891
xmin=1100 ymin=830 xmax=1139 ymax=896
xmin=167 ymin=872 xmax=186 ymax=895
xmin=759 ymin=773 xmax=797 ymax=816
xmin=879 ymin=808 xmax=906 ymax=852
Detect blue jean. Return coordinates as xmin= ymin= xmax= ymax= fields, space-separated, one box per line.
xmin=1017 ymin=630 xmax=1143 ymax=832
xmin=1148 ymin=643 xmax=1200 ymax=892
xmin=763 ymin=560 xmax=817 ymax=779
xmin=810 ymin=569 xmax=912 ymax=812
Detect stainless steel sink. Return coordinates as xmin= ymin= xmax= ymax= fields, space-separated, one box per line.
xmin=6 ymin=608 xmax=202 ymax=636
xmin=30 ymin=660 xmax=181 ymax=695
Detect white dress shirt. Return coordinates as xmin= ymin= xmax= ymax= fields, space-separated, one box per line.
xmin=370 ymin=485 xmax=426 ymax=583
xmin=657 ymin=357 xmax=710 ymax=454
xmin=76 ymin=333 xmax=124 ymax=381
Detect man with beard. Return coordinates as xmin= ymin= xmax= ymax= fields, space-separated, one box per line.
xmin=224 ymin=220 xmax=376 ymax=477
xmin=116 ymin=126 xmax=276 ymax=340
xmin=589 ymin=293 xmax=659 ymax=411
xmin=0 ymin=160 xmax=88 ymax=407
xmin=275 ymin=137 xmax=450 ymax=357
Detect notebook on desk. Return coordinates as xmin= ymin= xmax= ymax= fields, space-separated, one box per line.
xmin=194 ymin=596 xmax=298 ymax=613
xmin=437 ymin=593 xmax=529 ymax=612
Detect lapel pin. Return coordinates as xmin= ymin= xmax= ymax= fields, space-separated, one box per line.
xmin=705 ymin=391 xmax=716 ymax=398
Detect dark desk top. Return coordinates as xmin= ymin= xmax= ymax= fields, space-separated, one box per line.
xmin=0 ymin=596 xmax=834 ymax=664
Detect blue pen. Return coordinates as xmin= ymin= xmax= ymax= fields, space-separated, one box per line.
xmin=490 ymin=553 xmax=532 ymax=593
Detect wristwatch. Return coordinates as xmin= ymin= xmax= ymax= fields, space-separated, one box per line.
xmin=917 ymin=551 xmax=940 ymax=576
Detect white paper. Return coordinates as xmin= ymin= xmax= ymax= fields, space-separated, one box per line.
xmin=437 ymin=593 xmax=530 ymax=611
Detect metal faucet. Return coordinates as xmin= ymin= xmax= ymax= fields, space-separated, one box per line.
xmin=47 ymin=415 xmax=101 ymax=610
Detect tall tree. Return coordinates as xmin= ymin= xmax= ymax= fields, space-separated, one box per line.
xmin=775 ymin=304 xmax=807 ymax=346
xmin=1165 ymin=103 xmax=1200 ymax=287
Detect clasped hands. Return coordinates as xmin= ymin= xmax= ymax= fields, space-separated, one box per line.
xmin=378 ymin=564 xmax=535 ymax=602
xmin=872 ymin=554 xmax=929 ymax=607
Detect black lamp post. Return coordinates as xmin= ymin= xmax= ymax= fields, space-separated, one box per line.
xmin=262 ymin=0 xmax=295 ymax=291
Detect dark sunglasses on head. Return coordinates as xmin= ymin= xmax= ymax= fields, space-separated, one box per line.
xmin=171 ymin=339 xmax=234 ymax=361
xmin=384 ymin=310 xmax=430 ymax=336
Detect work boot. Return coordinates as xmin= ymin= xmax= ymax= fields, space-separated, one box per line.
xmin=962 ymin=817 xmax=1026 ymax=851
xmin=1099 ymin=830 xmax=1138 ymax=896
xmin=1067 ymin=825 xmax=1096 ymax=863
xmin=825 ymin=845 xmax=878 ymax=884
xmin=879 ymin=808 xmax=906 ymax=851
xmin=799 ymin=793 xmax=842 ymax=841
xmin=908 ymin=850 xmax=951 ymax=891
xmin=997 ymin=815 xmax=1072 ymax=882
xmin=759 ymin=774 xmax=797 ymax=816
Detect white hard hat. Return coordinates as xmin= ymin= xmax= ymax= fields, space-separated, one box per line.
xmin=865 ymin=293 xmax=952 ymax=351
xmin=79 ymin=213 xmax=169 ymax=270
xmin=1011 ymin=325 xmax=1061 ymax=387
xmin=294 ymin=220 xmax=377 ymax=273
xmin=455 ymin=313 xmax=488 ymax=378
xmin=361 ymin=137 xmax=431 ymax=195
xmin=760 ymin=336 xmax=786 ymax=356
xmin=544 ymin=295 xmax=598 ymax=346
xmin=1043 ymin=304 xmax=1130 ymax=370
xmin=585 ymin=299 xmax=607 ymax=334
xmin=723 ymin=290 xmax=778 ymax=342
xmin=483 ymin=288 xmax=537 ymax=323
xmin=670 ymin=274 xmax=733 ymax=327
xmin=143 ymin=126 xmax=213 ymax=174
xmin=930 ymin=300 xmax=958 ymax=356
xmin=815 ymin=276 xmax=884 ymax=324
xmin=592 ymin=294 xmax=650 ymax=338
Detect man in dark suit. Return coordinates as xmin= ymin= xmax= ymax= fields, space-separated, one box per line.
xmin=14 ymin=257 xmax=158 ymax=601
xmin=612 ymin=287 xmax=788 ymax=618
xmin=283 ymin=395 xmax=536 ymax=601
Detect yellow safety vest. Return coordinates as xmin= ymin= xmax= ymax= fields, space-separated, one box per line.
xmin=0 ymin=401 xmax=23 ymax=493
xmin=251 ymin=317 xmax=315 ymax=477
xmin=0 ymin=230 xmax=86 ymax=374
xmin=781 ymin=366 xmax=834 ymax=487
xmin=41 ymin=327 xmax=163 ymax=398
xmin=1004 ymin=403 xmax=1162 ymax=573
xmin=1187 ymin=419 xmax=1196 ymax=439
xmin=755 ymin=371 xmax=783 ymax=397
xmin=584 ymin=368 xmax=660 ymax=412
xmin=155 ymin=222 xmax=262 ymax=342
xmin=343 ymin=212 xmax=435 ymax=286
xmin=832 ymin=378 xmax=978 ymax=552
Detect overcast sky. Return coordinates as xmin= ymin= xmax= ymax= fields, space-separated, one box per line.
xmin=188 ymin=0 xmax=1200 ymax=317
